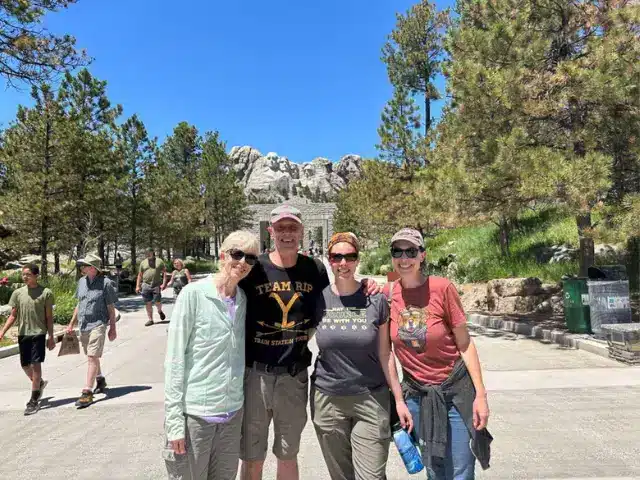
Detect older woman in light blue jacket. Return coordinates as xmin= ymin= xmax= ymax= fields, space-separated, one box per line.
xmin=163 ymin=231 xmax=260 ymax=480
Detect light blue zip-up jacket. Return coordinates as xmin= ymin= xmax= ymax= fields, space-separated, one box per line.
xmin=164 ymin=276 xmax=246 ymax=441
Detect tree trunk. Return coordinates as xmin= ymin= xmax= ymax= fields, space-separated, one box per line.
xmin=113 ymin=235 xmax=118 ymax=263
xmin=40 ymin=106 xmax=53 ymax=280
xmin=213 ymin=225 xmax=220 ymax=260
xmin=54 ymin=251 xmax=60 ymax=274
xmin=498 ymin=217 xmax=511 ymax=257
xmin=40 ymin=217 xmax=48 ymax=280
xmin=425 ymin=95 xmax=431 ymax=136
xmin=576 ymin=213 xmax=594 ymax=277
xmin=98 ymin=221 xmax=106 ymax=265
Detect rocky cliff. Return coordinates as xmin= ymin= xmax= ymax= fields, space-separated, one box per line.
xmin=229 ymin=146 xmax=363 ymax=203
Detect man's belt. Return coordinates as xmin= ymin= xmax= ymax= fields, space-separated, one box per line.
xmin=249 ymin=361 xmax=307 ymax=377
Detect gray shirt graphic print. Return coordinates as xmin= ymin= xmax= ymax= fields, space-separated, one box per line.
xmin=312 ymin=287 xmax=389 ymax=396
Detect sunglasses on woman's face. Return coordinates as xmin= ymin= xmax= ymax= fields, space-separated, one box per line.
xmin=227 ymin=249 xmax=258 ymax=266
xmin=390 ymin=247 xmax=421 ymax=259
xmin=329 ymin=253 xmax=359 ymax=263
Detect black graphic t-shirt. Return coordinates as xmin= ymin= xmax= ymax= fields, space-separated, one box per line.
xmin=312 ymin=287 xmax=389 ymax=396
xmin=240 ymin=253 xmax=330 ymax=366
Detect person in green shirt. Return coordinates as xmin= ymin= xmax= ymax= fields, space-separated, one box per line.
xmin=136 ymin=248 xmax=168 ymax=327
xmin=0 ymin=264 xmax=55 ymax=415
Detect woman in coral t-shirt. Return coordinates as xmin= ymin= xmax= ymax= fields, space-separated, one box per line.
xmin=383 ymin=228 xmax=492 ymax=480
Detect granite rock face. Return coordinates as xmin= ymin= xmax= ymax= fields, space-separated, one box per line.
xmin=229 ymin=146 xmax=363 ymax=203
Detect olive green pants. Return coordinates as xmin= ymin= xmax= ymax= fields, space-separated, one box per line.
xmin=311 ymin=386 xmax=392 ymax=480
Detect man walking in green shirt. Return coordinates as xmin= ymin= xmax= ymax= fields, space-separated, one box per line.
xmin=136 ymin=249 xmax=167 ymax=326
xmin=0 ymin=264 xmax=55 ymax=415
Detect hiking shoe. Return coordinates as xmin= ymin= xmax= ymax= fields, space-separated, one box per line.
xmin=24 ymin=399 xmax=39 ymax=416
xmin=93 ymin=377 xmax=107 ymax=394
xmin=145 ymin=319 xmax=154 ymax=327
xmin=159 ymin=311 xmax=166 ymax=321
xmin=75 ymin=390 xmax=94 ymax=409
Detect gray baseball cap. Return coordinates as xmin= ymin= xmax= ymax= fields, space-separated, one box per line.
xmin=390 ymin=228 xmax=424 ymax=249
xmin=270 ymin=204 xmax=303 ymax=224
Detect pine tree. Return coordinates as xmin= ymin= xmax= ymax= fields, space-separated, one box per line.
xmin=0 ymin=0 xmax=89 ymax=87
xmin=0 ymin=84 xmax=71 ymax=276
xmin=382 ymin=0 xmax=449 ymax=135
xmin=376 ymin=86 xmax=423 ymax=167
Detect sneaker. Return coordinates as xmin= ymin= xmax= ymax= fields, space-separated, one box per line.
xmin=159 ymin=311 xmax=166 ymax=321
xmin=24 ymin=399 xmax=39 ymax=416
xmin=145 ymin=319 xmax=154 ymax=327
xmin=75 ymin=390 xmax=94 ymax=409
xmin=93 ymin=377 xmax=107 ymax=394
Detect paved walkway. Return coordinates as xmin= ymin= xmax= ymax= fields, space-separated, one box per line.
xmin=0 ymin=276 xmax=639 ymax=479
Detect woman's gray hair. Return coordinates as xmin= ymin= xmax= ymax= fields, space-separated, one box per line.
xmin=220 ymin=230 xmax=260 ymax=255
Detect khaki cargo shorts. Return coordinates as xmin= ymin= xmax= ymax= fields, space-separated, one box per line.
xmin=80 ymin=324 xmax=107 ymax=357
xmin=240 ymin=367 xmax=309 ymax=461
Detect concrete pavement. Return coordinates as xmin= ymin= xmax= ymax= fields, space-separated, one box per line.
xmin=0 ymin=277 xmax=639 ymax=479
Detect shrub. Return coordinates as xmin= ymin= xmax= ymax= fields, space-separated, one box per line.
xmin=0 ymin=286 xmax=12 ymax=305
xmin=52 ymin=293 xmax=76 ymax=325
xmin=183 ymin=260 xmax=218 ymax=274
xmin=359 ymin=247 xmax=391 ymax=276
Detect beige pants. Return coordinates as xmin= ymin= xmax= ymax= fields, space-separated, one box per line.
xmin=163 ymin=411 xmax=243 ymax=480
xmin=80 ymin=324 xmax=106 ymax=357
xmin=311 ymin=387 xmax=392 ymax=480
xmin=240 ymin=367 xmax=309 ymax=461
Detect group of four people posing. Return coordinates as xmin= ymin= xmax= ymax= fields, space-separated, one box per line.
xmin=163 ymin=203 xmax=492 ymax=480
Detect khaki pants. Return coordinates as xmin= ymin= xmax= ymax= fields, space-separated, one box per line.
xmin=311 ymin=387 xmax=392 ymax=480
xmin=163 ymin=411 xmax=243 ymax=480
xmin=240 ymin=367 xmax=309 ymax=461
xmin=80 ymin=324 xmax=106 ymax=357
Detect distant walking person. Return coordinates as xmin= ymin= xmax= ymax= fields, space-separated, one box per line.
xmin=164 ymin=231 xmax=260 ymax=480
xmin=136 ymin=249 xmax=167 ymax=326
xmin=0 ymin=264 xmax=55 ymax=415
xmin=66 ymin=254 xmax=119 ymax=408
xmin=163 ymin=258 xmax=192 ymax=298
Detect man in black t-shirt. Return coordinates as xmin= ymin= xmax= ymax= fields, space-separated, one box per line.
xmin=239 ymin=204 xmax=330 ymax=480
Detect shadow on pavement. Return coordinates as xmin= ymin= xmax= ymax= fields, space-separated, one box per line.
xmin=116 ymin=297 xmax=176 ymax=313
xmin=39 ymin=385 xmax=153 ymax=409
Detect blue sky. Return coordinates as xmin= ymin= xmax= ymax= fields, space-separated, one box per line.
xmin=0 ymin=0 xmax=454 ymax=163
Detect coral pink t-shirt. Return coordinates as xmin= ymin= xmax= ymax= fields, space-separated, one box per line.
xmin=383 ymin=276 xmax=467 ymax=385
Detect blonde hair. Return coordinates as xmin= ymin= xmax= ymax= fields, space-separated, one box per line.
xmin=173 ymin=258 xmax=184 ymax=269
xmin=220 ymin=230 xmax=260 ymax=255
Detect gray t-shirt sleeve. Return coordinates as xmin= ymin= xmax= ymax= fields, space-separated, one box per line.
xmin=377 ymin=293 xmax=390 ymax=326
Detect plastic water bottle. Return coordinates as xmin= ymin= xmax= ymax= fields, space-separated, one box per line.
xmin=392 ymin=422 xmax=424 ymax=474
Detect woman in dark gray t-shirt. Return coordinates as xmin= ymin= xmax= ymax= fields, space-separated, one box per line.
xmin=311 ymin=232 xmax=411 ymax=480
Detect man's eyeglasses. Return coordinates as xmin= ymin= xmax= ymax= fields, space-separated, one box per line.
xmin=227 ymin=249 xmax=258 ymax=266
xmin=390 ymin=247 xmax=422 ymax=259
xmin=329 ymin=253 xmax=359 ymax=263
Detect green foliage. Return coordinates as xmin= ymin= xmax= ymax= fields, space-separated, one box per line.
xmin=183 ymin=260 xmax=218 ymax=274
xmin=376 ymin=86 xmax=424 ymax=167
xmin=359 ymin=246 xmax=392 ymax=276
xmin=0 ymin=0 xmax=90 ymax=87
xmin=0 ymin=285 xmax=12 ymax=305
xmin=381 ymin=0 xmax=449 ymax=133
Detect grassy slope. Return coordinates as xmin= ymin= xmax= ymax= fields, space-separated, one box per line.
xmin=361 ymin=207 xmax=583 ymax=283
xmin=427 ymin=207 xmax=580 ymax=283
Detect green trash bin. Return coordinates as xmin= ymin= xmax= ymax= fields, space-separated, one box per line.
xmin=563 ymin=278 xmax=592 ymax=333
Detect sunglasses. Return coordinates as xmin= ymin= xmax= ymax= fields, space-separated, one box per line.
xmin=329 ymin=253 xmax=359 ymax=263
xmin=390 ymin=247 xmax=422 ymax=259
xmin=227 ymin=249 xmax=258 ymax=266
